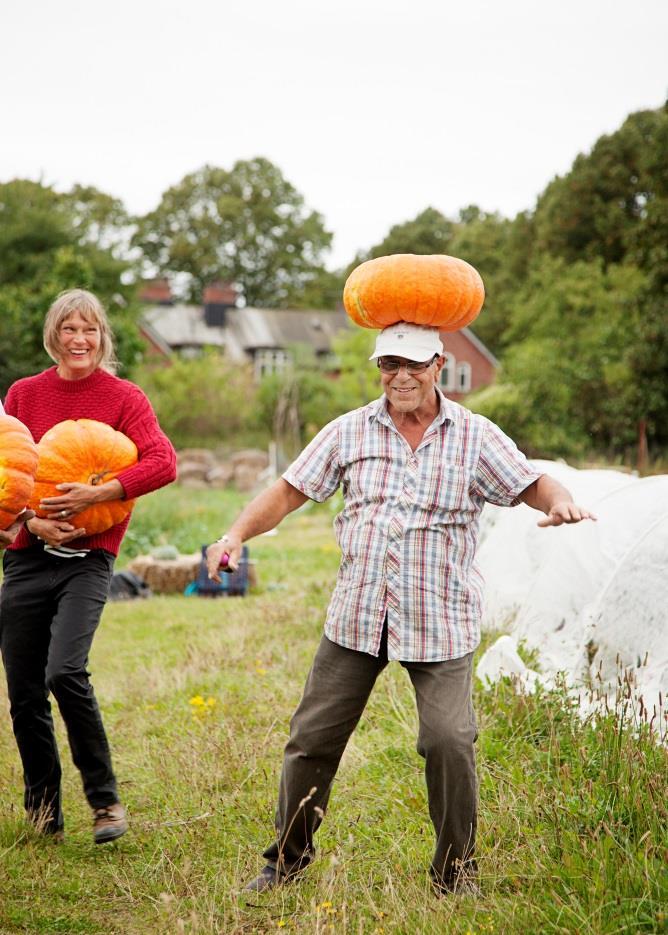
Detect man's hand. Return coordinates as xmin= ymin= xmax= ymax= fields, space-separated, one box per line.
xmin=536 ymin=501 xmax=597 ymax=527
xmin=206 ymin=533 xmax=242 ymax=583
xmin=27 ymin=515 xmax=87 ymax=547
xmin=519 ymin=476 xmax=597 ymax=527
xmin=0 ymin=509 xmax=35 ymax=548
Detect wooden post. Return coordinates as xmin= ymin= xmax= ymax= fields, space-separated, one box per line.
xmin=637 ymin=419 xmax=648 ymax=474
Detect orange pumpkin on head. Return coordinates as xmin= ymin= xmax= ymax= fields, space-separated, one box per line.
xmin=0 ymin=415 xmax=39 ymax=530
xmin=30 ymin=419 xmax=138 ymax=535
xmin=343 ymin=254 xmax=485 ymax=331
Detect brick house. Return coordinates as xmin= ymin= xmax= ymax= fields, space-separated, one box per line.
xmin=437 ymin=326 xmax=498 ymax=402
xmin=139 ymin=280 xmax=498 ymax=397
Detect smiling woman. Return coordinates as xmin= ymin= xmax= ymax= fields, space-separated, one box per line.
xmin=0 ymin=288 xmax=176 ymax=846
xmin=43 ymin=290 xmax=117 ymax=379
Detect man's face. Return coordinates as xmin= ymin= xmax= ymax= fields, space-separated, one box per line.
xmin=378 ymin=355 xmax=444 ymax=414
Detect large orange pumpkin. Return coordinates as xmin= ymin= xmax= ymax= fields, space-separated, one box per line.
xmin=30 ymin=419 xmax=138 ymax=535
xmin=0 ymin=415 xmax=39 ymax=530
xmin=343 ymin=254 xmax=485 ymax=331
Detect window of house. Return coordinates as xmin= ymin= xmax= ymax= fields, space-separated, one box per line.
xmin=440 ymin=353 xmax=456 ymax=391
xmin=254 ymin=348 xmax=289 ymax=380
xmin=456 ymin=361 xmax=472 ymax=393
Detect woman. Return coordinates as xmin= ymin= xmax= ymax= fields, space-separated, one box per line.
xmin=0 ymin=289 xmax=176 ymax=843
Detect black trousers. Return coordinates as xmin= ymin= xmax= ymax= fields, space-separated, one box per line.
xmin=0 ymin=545 xmax=117 ymax=832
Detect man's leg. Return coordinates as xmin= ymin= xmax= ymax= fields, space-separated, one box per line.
xmin=260 ymin=634 xmax=388 ymax=880
xmin=0 ymin=548 xmax=64 ymax=834
xmin=404 ymin=652 xmax=478 ymax=890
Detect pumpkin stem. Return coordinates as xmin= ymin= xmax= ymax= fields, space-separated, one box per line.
xmin=89 ymin=472 xmax=110 ymax=486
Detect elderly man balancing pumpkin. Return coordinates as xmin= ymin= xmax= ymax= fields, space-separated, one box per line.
xmin=206 ymin=254 xmax=596 ymax=895
xmin=0 ymin=289 xmax=176 ymax=844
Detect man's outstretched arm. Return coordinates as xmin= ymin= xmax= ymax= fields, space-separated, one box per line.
xmin=518 ymin=474 xmax=597 ymax=527
xmin=206 ymin=478 xmax=309 ymax=580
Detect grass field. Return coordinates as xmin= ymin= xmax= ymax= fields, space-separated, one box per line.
xmin=0 ymin=488 xmax=666 ymax=934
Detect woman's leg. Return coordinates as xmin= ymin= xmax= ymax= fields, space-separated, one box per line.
xmin=45 ymin=551 xmax=118 ymax=809
xmin=0 ymin=548 xmax=64 ymax=833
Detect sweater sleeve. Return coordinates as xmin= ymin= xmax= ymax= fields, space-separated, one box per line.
xmin=113 ymin=383 xmax=177 ymax=500
xmin=3 ymin=385 xmax=17 ymax=417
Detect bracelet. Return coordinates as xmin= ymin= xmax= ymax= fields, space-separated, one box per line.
xmin=216 ymin=535 xmax=230 ymax=544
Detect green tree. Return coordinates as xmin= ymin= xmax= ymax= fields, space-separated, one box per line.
xmin=133 ymin=158 xmax=333 ymax=307
xmin=0 ymin=179 xmax=142 ymax=393
xmin=533 ymin=104 xmax=668 ymax=274
xmin=449 ymin=207 xmax=532 ymax=352
xmin=356 ymin=207 xmax=454 ymax=269
xmin=468 ymin=257 xmax=649 ymax=457
xmin=133 ymin=352 xmax=262 ymax=450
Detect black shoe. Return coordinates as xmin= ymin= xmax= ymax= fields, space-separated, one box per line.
xmin=244 ymin=865 xmax=286 ymax=893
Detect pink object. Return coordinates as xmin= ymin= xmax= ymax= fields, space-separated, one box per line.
xmin=219 ymin=551 xmax=234 ymax=573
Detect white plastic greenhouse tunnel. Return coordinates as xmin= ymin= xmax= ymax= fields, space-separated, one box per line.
xmin=475 ymin=460 xmax=668 ymax=739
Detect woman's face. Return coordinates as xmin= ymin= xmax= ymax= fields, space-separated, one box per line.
xmin=56 ymin=310 xmax=101 ymax=380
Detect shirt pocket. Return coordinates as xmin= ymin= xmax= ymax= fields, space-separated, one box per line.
xmin=417 ymin=462 xmax=471 ymax=513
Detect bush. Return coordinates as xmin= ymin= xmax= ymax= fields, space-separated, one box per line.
xmin=133 ymin=351 xmax=266 ymax=450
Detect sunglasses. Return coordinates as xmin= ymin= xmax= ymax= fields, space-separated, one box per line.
xmin=376 ymin=355 xmax=438 ymax=374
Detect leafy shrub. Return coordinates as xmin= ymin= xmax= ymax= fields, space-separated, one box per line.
xmin=133 ymin=351 xmax=266 ymax=450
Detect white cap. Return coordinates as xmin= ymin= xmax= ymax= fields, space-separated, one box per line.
xmin=369 ymin=322 xmax=444 ymax=361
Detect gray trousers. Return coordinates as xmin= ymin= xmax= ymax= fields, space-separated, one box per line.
xmin=263 ymin=632 xmax=478 ymax=885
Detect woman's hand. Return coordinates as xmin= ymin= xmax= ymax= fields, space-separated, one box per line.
xmin=27 ymin=515 xmax=87 ymax=547
xmin=39 ymin=480 xmax=124 ymax=520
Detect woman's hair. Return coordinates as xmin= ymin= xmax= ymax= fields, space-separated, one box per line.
xmin=43 ymin=289 xmax=118 ymax=374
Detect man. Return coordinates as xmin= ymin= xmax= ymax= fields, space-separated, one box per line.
xmin=206 ymin=321 xmax=595 ymax=895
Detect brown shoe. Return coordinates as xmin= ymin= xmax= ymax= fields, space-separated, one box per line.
xmin=92 ymin=803 xmax=128 ymax=844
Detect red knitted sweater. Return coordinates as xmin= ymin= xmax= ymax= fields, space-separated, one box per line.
xmin=5 ymin=367 xmax=177 ymax=556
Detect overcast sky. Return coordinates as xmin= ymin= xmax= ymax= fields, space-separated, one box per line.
xmin=2 ymin=0 xmax=666 ymax=269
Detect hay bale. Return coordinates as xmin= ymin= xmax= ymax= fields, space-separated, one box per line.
xmin=207 ymin=464 xmax=235 ymax=488
xmin=177 ymin=448 xmax=217 ymax=468
xmin=179 ymin=476 xmax=210 ymax=490
xmin=177 ymin=460 xmax=210 ymax=483
xmin=232 ymin=464 xmax=257 ymax=492
xmin=230 ymin=449 xmax=269 ymax=471
xmin=127 ymin=552 xmax=201 ymax=594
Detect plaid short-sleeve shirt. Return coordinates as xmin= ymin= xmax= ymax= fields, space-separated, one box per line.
xmin=283 ymin=388 xmax=541 ymax=661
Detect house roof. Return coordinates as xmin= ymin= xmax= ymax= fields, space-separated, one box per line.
xmin=225 ymin=307 xmax=350 ymax=359
xmin=141 ymin=302 xmax=498 ymax=368
xmin=142 ymin=304 xmax=227 ymax=349
xmin=141 ymin=303 xmax=351 ymax=361
xmin=460 ymin=326 xmax=500 ymax=368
